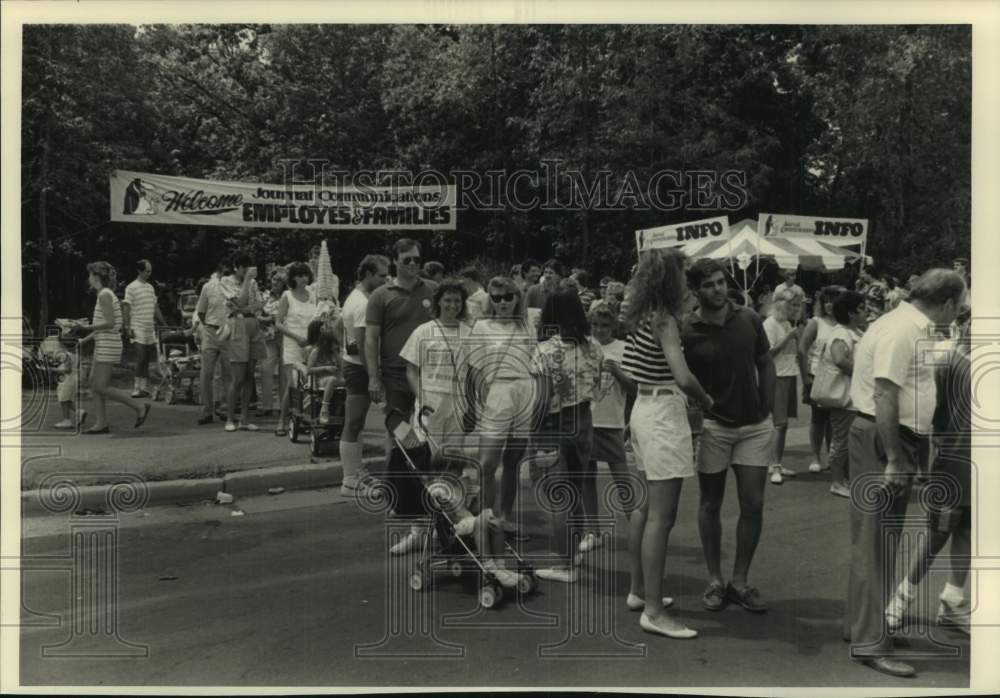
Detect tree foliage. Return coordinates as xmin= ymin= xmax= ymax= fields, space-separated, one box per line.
xmin=21 ymin=24 xmax=970 ymax=327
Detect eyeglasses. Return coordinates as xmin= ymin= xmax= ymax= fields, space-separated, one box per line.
xmin=399 ymin=257 xmax=422 ymax=266
xmin=490 ymin=293 xmax=516 ymax=303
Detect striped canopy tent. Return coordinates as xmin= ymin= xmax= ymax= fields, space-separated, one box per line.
xmin=681 ymin=218 xmax=863 ymax=272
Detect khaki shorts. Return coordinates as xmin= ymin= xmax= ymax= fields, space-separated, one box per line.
xmin=697 ymin=417 xmax=774 ymax=473
xmin=630 ymin=393 xmax=694 ymax=480
xmin=478 ymin=377 xmax=538 ymax=437
xmin=226 ymin=317 xmax=266 ymax=364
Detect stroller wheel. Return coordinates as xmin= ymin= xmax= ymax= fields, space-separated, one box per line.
xmin=309 ymin=429 xmax=321 ymax=456
xmin=408 ymin=571 xmax=425 ymax=591
xmin=517 ymin=573 xmax=536 ymax=595
xmin=288 ymin=417 xmax=299 ymax=443
xmin=450 ymin=561 xmax=464 ymax=578
xmin=479 ymin=584 xmax=501 ymax=609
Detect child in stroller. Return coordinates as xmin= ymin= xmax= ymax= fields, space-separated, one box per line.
xmin=387 ymin=406 xmax=539 ymax=609
xmin=286 ymin=319 xmax=347 ymax=453
xmin=152 ymin=329 xmax=201 ymax=404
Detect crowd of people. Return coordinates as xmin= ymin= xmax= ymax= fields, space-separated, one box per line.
xmin=61 ymin=241 xmax=972 ymax=679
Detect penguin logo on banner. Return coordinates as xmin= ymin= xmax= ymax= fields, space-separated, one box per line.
xmin=123 ymin=178 xmax=157 ymax=215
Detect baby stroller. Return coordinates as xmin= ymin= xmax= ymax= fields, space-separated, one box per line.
xmin=386 ymin=407 xmax=539 ymax=609
xmin=287 ymin=370 xmax=347 ymax=457
xmin=152 ymin=329 xmax=201 ymax=405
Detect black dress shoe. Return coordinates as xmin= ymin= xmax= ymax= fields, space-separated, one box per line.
xmin=858 ymin=656 xmax=916 ymax=678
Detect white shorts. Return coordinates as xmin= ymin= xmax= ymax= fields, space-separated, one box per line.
xmin=478 ymin=377 xmax=537 ymax=437
xmin=629 ymin=392 xmax=694 ymax=481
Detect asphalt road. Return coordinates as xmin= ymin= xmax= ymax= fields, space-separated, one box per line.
xmin=19 ymin=462 xmax=970 ymax=689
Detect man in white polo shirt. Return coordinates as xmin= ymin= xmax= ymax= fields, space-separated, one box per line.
xmin=844 ymin=268 xmax=966 ymax=679
xmin=337 ymin=253 xmax=389 ymax=498
xmin=123 ymin=259 xmax=166 ymax=398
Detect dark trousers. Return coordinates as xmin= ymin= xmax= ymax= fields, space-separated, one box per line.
xmin=845 ymin=415 xmax=921 ymax=656
xmin=383 ymin=366 xmax=428 ymax=518
xmin=134 ymin=342 xmax=154 ymax=379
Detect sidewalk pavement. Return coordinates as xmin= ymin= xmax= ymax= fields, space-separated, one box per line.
xmin=18 ymin=379 xmax=818 ymax=513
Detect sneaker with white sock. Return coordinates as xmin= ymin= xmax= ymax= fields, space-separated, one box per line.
xmin=389 ymin=529 xmax=424 ymax=556
xmin=536 ymin=566 xmax=578 ymax=584
xmin=936 ymin=597 xmax=970 ymax=635
xmin=578 ymin=532 xmax=603 ymax=553
xmin=808 ymin=461 xmax=822 ymax=473
xmin=885 ymin=586 xmax=916 ymax=632
xmin=769 ymin=466 xmax=783 ymax=485
xmin=225 ymin=421 xmax=238 ymax=432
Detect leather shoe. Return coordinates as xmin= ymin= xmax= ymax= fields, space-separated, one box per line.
xmin=857 ymin=656 xmax=916 ymax=678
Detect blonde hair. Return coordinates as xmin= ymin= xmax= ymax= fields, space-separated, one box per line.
xmin=623 ymin=248 xmax=687 ymax=333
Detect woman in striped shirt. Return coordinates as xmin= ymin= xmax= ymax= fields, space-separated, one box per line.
xmin=78 ymin=261 xmax=151 ymax=434
xmin=623 ymin=248 xmax=713 ymax=639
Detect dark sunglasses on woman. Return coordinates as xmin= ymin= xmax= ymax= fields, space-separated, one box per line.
xmin=490 ymin=292 xmax=516 ymax=303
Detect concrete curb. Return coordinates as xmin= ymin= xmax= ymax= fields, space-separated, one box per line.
xmin=20 ymin=456 xmax=385 ymax=516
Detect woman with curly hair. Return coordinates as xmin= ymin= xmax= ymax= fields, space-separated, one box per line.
xmin=78 ymin=261 xmax=151 ymax=434
xmin=622 ymin=248 xmax=713 ymax=639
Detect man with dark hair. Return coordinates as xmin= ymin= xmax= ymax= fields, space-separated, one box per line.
xmin=337 ymin=254 xmax=390 ymax=497
xmin=681 ymin=258 xmax=776 ymax=615
xmin=422 ymin=260 xmax=445 ymax=283
xmin=195 ymin=257 xmax=233 ymax=424
xmin=366 ymin=238 xmax=439 ymax=554
xmin=458 ymin=265 xmax=489 ymax=320
xmin=525 ymin=258 xmax=565 ymax=313
xmin=123 ymin=258 xmax=166 ymax=397
xmin=522 ymin=258 xmax=543 ymax=288
xmin=845 ymin=267 xmax=967 ymax=678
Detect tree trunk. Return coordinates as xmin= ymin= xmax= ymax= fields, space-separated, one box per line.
xmin=38 ymin=118 xmax=50 ymax=335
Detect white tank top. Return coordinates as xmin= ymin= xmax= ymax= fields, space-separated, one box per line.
xmin=809 ymin=316 xmax=837 ymax=376
xmin=283 ymin=288 xmax=317 ymax=339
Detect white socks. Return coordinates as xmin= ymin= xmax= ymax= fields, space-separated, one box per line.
xmin=339 ymin=439 xmax=363 ymax=483
xmin=941 ymin=582 xmax=965 ymax=605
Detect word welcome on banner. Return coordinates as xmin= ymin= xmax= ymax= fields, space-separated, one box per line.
xmin=758 ymin=213 xmax=867 ymax=248
xmin=110 ymin=170 xmax=457 ymax=230
xmin=635 ymin=215 xmax=731 ymax=252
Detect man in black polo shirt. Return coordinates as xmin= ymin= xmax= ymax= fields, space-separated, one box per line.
xmin=681 ymin=259 xmax=776 ymax=614
xmin=365 ymin=238 xmax=438 ymax=555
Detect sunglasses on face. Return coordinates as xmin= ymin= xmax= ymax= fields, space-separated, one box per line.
xmin=490 ymin=293 xmax=516 ymax=303
xmin=399 ymin=257 xmax=422 ymax=266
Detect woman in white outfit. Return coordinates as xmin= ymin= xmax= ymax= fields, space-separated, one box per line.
xmin=275 ymin=262 xmax=317 ymax=436
xmin=622 ymin=248 xmax=713 ymax=640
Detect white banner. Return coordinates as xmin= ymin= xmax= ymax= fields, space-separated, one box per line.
xmin=110 ymin=170 xmax=457 ymax=230
xmin=635 ymin=215 xmax=730 ymax=252
xmin=758 ymin=213 xmax=867 ymax=248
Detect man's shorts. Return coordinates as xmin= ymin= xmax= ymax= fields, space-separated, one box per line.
xmin=343 ymin=362 xmax=368 ymax=396
xmin=697 ymin=417 xmax=773 ymax=474
xmin=772 ymin=376 xmax=798 ymax=427
xmin=226 ymin=317 xmax=266 ymax=364
xmin=630 ymin=393 xmax=694 ymax=480
xmin=928 ymin=505 xmax=971 ymax=534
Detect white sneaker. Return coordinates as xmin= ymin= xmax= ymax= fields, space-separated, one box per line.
xmin=936 ymin=598 xmax=970 ymax=635
xmin=239 ymin=422 xmax=260 ymax=431
xmin=484 ymin=560 xmax=523 ymax=589
xmin=829 ymin=482 xmax=851 ymax=498
xmin=389 ymin=530 xmax=423 ymax=556
xmin=779 ymin=465 xmax=798 ymax=477
xmin=225 ymin=421 xmax=237 ymax=432
xmin=885 ymin=587 xmax=916 ymax=632
xmin=130 ymin=388 xmax=142 ymax=398
xmin=808 ymin=462 xmax=822 ymax=473
xmin=769 ymin=466 xmax=783 ymax=485
xmin=536 ymin=566 xmax=579 ymax=584
xmin=53 ymin=419 xmax=74 ymax=429
xmin=578 ymin=533 xmax=603 ymax=553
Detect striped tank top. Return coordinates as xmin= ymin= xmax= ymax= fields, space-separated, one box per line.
xmin=623 ymin=320 xmax=676 ymax=386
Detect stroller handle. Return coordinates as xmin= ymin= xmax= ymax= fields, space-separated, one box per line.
xmin=383 ymin=405 xmax=435 ymax=433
